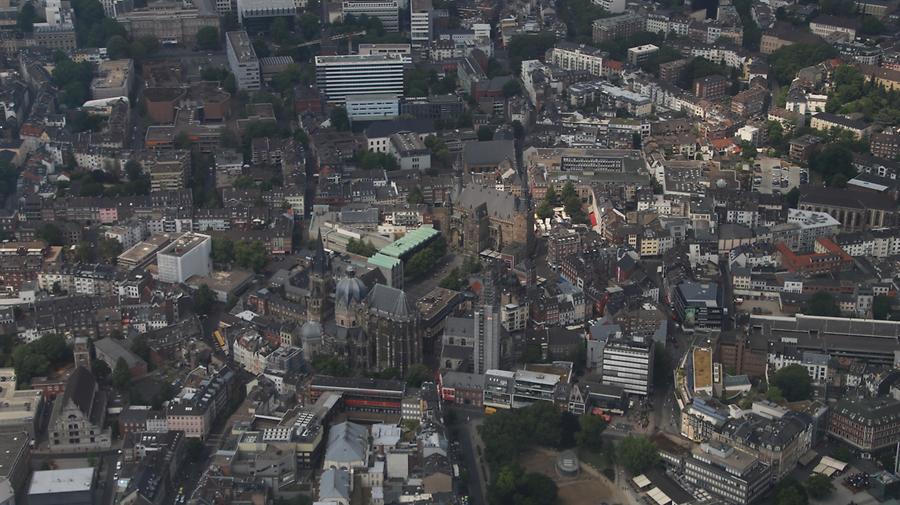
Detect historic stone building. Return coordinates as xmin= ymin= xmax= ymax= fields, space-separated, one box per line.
xmin=445 ymin=184 xmax=534 ymax=257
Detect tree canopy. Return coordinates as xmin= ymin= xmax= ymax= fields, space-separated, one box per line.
xmin=768 ymin=43 xmax=837 ymax=85
xmin=616 ymin=436 xmax=660 ymax=474
xmin=803 ymin=291 xmax=841 ymax=317
xmin=805 ymin=473 xmax=834 ymax=500
xmin=196 ymin=26 xmax=220 ymax=50
xmin=771 ymin=364 xmax=813 ymax=402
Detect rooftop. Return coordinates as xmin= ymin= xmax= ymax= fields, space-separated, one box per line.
xmin=29 ymin=467 xmax=95 ymax=495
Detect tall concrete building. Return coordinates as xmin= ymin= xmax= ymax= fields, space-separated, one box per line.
xmin=226 ymin=30 xmax=260 ymax=91
xmin=156 ymin=232 xmax=212 ymax=284
xmin=473 ymin=307 xmax=499 ymax=375
xmin=409 ymin=0 xmax=433 ymax=51
xmin=598 ymin=331 xmax=654 ymax=396
xmin=315 ymin=54 xmax=407 ymax=104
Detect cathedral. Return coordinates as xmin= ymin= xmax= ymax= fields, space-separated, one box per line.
xmin=300 ymin=235 xmax=423 ymax=375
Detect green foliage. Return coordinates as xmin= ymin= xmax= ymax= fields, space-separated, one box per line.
xmin=0 ymin=160 xmax=20 ymax=200
xmin=52 ymin=57 xmax=94 ymax=108
xmin=17 ymin=2 xmax=38 ymax=33
xmin=805 ymin=473 xmax=834 ymax=500
xmin=106 ymin=35 xmax=130 ymax=59
xmin=356 ymin=150 xmax=399 ymax=171
xmin=785 ymin=187 xmax=800 ymax=209
xmin=479 ymin=402 xmax=566 ymax=470
xmin=766 ymin=384 xmax=784 ymax=403
xmin=477 ymin=126 xmax=494 ymax=141
xmin=502 ymin=79 xmax=522 ymax=98
xmin=92 ymin=360 xmax=111 ymax=381
xmin=234 ymin=240 xmax=268 ymax=272
xmin=405 ymin=236 xmax=447 ymax=280
xmin=330 ymin=107 xmax=350 ymax=131
xmin=771 ymin=364 xmax=813 ymax=402
xmin=112 ymin=357 xmax=131 ymax=391
xmin=194 ymin=284 xmax=216 ymax=315
xmin=36 ymin=223 xmax=64 ymax=246
xmin=438 ymin=256 xmax=481 ymax=291
xmin=405 ymin=363 xmax=431 ymax=387
xmin=873 ymin=295 xmax=894 ymax=320
xmin=557 ymin=0 xmax=610 ymax=43
xmin=809 ymin=143 xmax=857 ymax=187
xmin=768 ymin=43 xmax=837 ymax=85
xmin=775 ymin=478 xmax=809 ymax=505
xmin=424 ymin=135 xmax=453 ymax=169
xmin=804 ymin=291 xmax=841 ymax=317
xmin=575 ymin=414 xmax=606 ymax=452
xmin=404 ymin=64 xmax=456 ymax=97
xmin=200 ymin=66 xmax=232 ymax=82
xmin=507 ymin=33 xmax=557 ymax=73
xmin=96 ymin=237 xmax=123 ymax=263
xmin=212 ymin=237 xmax=235 ymax=266
xmin=860 ymin=15 xmax=885 ymax=35
xmin=616 ymin=436 xmax=659 ymax=474
xmin=537 ymin=201 xmax=554 ymax=219
xmin=407 ymin=186 xmax=425 ymax=205
xmin=827 ymin=65 xmax=900 ymax=124
xmin=185 ymin=438 xmax=206 ymax=462
xmin=312 ymin=355 xmax=350 ymax=376
xmin=561 ymin=182 xmax=589 ymax=224
xmin=76 ymin=168 xmax=150 ymax=197
xmin=71 ymin=0 xmax=126 ymax=47
xmin=733 ymin=0 xmax=761 ymax=51
xmin=13 ymin=334 xmax=69 ymax=383
xmin=346 ymin=238 xmax=378 ymax=257
xmin=489 ymin=464 xmax=558 ymax=505
xmin=196 ymin=26 xmax=220 ymax=50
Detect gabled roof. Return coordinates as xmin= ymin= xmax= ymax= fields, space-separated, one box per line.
xmin=324 ymin=421 xmax=368 ymax=464
xmin=365 ymin=284 xmax=416 ymax=320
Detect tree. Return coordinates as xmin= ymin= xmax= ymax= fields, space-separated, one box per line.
xmin=112 ymin=357 xmax=131 ymax=391
xmin=106 ymin=34 xmax=130 ymax=59
xmin=785 ymin=187 xmax=800 ymax=209
xmin=768 ymin=43 xmax=837 ymax=85
xmin=185 ymin=438 xmax=205 ymax=462
xmin=575 ymin=414 xmax=606 ymax=452
xmin=92 ymin=360 xmax=111 ymax=381
xmin=196 ymin=26 xmax=219 ymax=50
xmin=234 ymin=240 xmax=268 ymax=272
xmin=873 ymin=295 xmax=894 ymax=320
xmin=502 ymin=79 xmax=522 ymax=98
xmin=405 ymin=364 xmax=430 ymax=387
xmin=477 ymin=126 xmax=494 ymax=141
xmin=775 ymin=478 xmax=808 ymax=505
xmin=212 ymin=237 xmax=235 ymax=266
xmin=330 ymin=107 xmax=350 ymax=131
xmin=194 ymin=284 xmax=216 ymax=316
xmin=766 ymin=384 xmax=784 ymax=403
xmin=98 ymin=237 xmax=123 ymax=263
xmin=312 ymin=355 xmax=350 ymax=376
xmin=407 ymin=186 xmax=425 ymax=205
xmin=771 ymin=364 xmax=812 ymax=402
xmin=346 ymin=238 xmax=378 ymax=257
xmin=806 ymin=473 xmax=834 ymax=500
xmin=537 ymin=201 xmax=554 ymax=219
xmin=616 ymin=436 xmax=659 ymax=474
xmin=860 ymin=15 xmax=885 ymax=35
xmin=36 ymin=223 xmax=64 ymax=246
xmin=561 ymin=181 xmax=577 ymax=202
xmin=804 ymin=291 xmax=840 ymax=317
xmin=544 ymin=185 xmax=558 ymax=205
xmin=17 ymin=2 xmax=38 ymax=32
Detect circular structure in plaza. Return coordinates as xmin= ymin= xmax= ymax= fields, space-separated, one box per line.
xmin=556 ymin=449 xmax=580 ymax=477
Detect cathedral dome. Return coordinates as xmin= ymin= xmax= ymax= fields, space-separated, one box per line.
xmin=335 ymin=268 xmax=368 ymax=309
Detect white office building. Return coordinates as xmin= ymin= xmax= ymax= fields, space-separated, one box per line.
xmin=342 ymin=0 xmax=400 ymax=32
xmin=315 ymin=54 xmax=408 ymax=104
xmin=593 ymin=0 xmax=625 ymax=13
xmin=226 ymin=31 xmax=260 ymax=90
xmin=473 ymin=307 xmax=500 ymax=375
xmin=547 ymin=43 xmax=605 ymax=76
xmin=156 ymin=232 xmax=212 ymax=284
xmin=346 ymin=93 xmax=400 ymax=122
xmin=410 ymin=0 xmax=433 ymax=48
xmin=598 ymin=333 xmax=654 ymax=396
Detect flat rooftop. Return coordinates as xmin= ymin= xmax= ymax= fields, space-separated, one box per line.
xmin=159 ymin=233 xmax=209 ymax=258
xmin=92 ymin=59 xmax=131 ymax=90
xmin=29 ymin=467 xmax=95 ymax=495
xmin=226 ymin=31 xmax=258 ymax=64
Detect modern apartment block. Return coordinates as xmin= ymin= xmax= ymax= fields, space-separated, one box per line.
xmin=482 ymin=368 xmax=562 ymax=409
xmin=342 ymin=0 xmax=400 ymax=31
xmin=226 ymin=30 xmax=260 ymax=90
xmin=409 ymin=0 xmax=433 ymax=50
xmin=597 ymin=332 xmax=654 ymax=396
xmin=685 ymin=442 xmax=772 ymax=505
xmin=315 ymin=54 xmax=407 ymax=104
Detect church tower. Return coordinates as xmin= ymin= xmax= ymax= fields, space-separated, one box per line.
xmin=307 ymin=231 xmax=333 ymax=322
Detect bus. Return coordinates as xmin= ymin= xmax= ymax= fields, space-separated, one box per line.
xmin=213 ymin=330 xmax=228 ymax=354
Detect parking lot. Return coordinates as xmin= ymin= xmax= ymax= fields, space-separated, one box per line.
xmin=750 ymin=157 xmax=807 ymax=195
